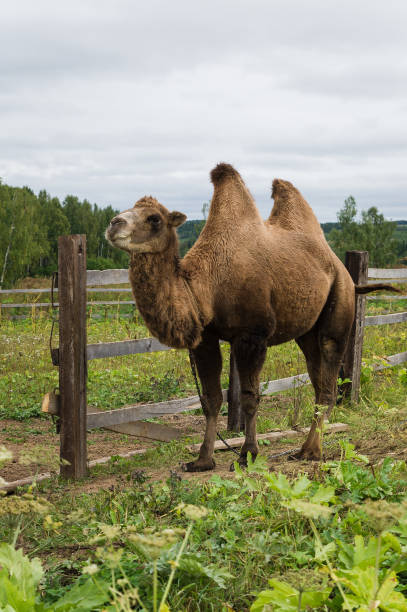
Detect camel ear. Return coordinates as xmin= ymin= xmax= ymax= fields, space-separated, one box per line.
xmin=168 ymin=211 xmax=187 ymax=227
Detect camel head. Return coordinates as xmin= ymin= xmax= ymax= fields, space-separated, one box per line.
xmin=105 ymin=196 xmax=187 ymax=253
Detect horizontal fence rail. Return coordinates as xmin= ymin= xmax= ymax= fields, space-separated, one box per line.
xmin=0 ymin=301 xmax=135 ymax=309
xmin=86 ymin=269 xmax=129 ymax=286
xmin=365 ymin=312 xmax=407 ymax=326
xmin=0 ymin=287 xmax=133 ymax=294
xmin=368 ymin=268 xmax=407 ymax=279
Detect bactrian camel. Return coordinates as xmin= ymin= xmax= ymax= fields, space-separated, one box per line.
xmin=106 ymin=163 xmax=397 ymax=471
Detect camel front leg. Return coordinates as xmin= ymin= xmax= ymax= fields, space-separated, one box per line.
xmin=183 ymin=335 xmax=223 ymax=472
xmin=233 ymin=333 xmax=267 ymax=468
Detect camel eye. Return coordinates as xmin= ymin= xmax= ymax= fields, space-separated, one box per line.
xmin=147 ymin=214 xmax=161 ymax=226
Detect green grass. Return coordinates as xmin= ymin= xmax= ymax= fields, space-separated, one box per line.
xmin=0 ymin=299 xmax=406 ymax=420
xmin=1 ymin=302 xmax=407 ymax=609
xmin=1 ymin=447 xmax=407 ymax=610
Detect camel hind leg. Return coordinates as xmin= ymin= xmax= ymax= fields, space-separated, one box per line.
xmin=183 ymin=333 xmax=223 ymax=472
xmin=293 ymin=288 xmax=354 ymax=460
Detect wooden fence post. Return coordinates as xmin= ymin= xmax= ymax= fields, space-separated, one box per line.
xmin=227 ymin=349 xmax=245 ymax=432
xmin=342 ymin=250 xmax=368 ymax=402
xmin=58 ymin=235 xmax=88 ymax=478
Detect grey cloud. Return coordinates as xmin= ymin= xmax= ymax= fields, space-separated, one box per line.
xmin=1 ymin=0 xmax=407 ymax=222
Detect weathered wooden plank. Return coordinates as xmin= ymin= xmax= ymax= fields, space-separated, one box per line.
xmin=0 ymin=302 xmax=56 ymax=308
xmin=102 ymin=420 xmax=182 ymax=441
xmin=87 ymin=301 xmax=134 ymax=306
xmin=88 ymin=448 xmax=148 ymax=467
xmin=343 ymin=251 xmax=368 ymax=402
xmin=0 ymin=288 xmax=52 ymax=294
xmin=0 ymin=472 xmax=53 ymax=492
xmin=260 ymin=372 xmax=310 ymax=395
xmin=367 ymin=295 xmax=407 ymax=300
xmin=0 ymin=448 xmax=150 ymax=491
xmin=41 ymin=396 xmax=181 ymax=441
xmin=87 ymin=287 xmax=132 ymax=293
xmin=369 ymin=268 xmax=407 ymax=279
xmin=365 ymin=312 xmax=407 ymax=326
xmin=187 ymin=422 xmax=350 ymax=453
xmin=58 ymin=235 xmax=88 ymax=479
xmin=367 ymin=279 xmax=407 ymax=285
xmin=87 ymin=337 xmax=171 ymax=360
xmin=374 ymin=351 xmax=407 ymax=370
xmin=0 ymin=300 xmax=134 ymax=308
xmin=86 ymin=269 xmax=129 ymax=286
xmin=89 ymin=406 xmax=181 ymax=441
xmin=0 ymin=287 xmax=133 ymax=294
xmin=87 ymin=396 xmax=203 ymax=428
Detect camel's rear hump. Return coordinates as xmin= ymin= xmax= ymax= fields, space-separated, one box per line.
xmin=268 ymin=179 xmax=324 ymax=236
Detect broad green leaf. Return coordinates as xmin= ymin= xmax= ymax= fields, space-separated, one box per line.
xmin=265 ymin=473 xmax=293 ymax=498
xmin=290 ymin=474 xmax=312 ymax=498
xmin=314 ymin=540 xmax=336 ymax=562
xmin=376 ymin=571 xmax=407 ymax=612
xmin=250 ymin=579 xmax=331 ymax=611
xmin=246 ymin=453 xmax=269 ymax=474
xmin=0 ymin=544 xmax=43 ymax=601
xmin=284 ymin=499 xmax=333 ymax=519
xmin=0 ymin=573 xmax=36 ymax=611
xmin=310 ymin=485 xmax=335 ymax=505
xmin=178 ymin=558 xmax=233 ymax=588
xmin=51 ymin=578 xmax=110 ymax=611
xmin=340 ymin=441 xmax=369 ymax=464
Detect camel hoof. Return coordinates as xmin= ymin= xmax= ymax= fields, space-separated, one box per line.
xmin=229 ymin=455 xmax=255 ymax=471
xmin=181 ymin=459 xmax=216 ymax=472
xmin=229 ymin=460 xmax=245 ymax=472
xmin=288 ymin=447 xmax=322 ymax=461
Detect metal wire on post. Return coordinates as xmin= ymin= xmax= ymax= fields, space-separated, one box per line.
xmin=49 ymin=271 xmax=60 ymax=432
xmin=49 ymin=271 xmax=58 ymax=364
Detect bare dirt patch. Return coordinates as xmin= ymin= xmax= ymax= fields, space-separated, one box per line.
xmin=2 ymin=403 xmax=407 ymax=490
xmin=0 ymin=413 xmax=229 ymax=483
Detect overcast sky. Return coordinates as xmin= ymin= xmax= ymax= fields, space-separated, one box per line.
xmin=1 ymin=1 xmax=407 ymax=221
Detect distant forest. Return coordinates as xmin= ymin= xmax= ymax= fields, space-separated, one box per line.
xmin=0 ymin=180 xmax=406 ymax=288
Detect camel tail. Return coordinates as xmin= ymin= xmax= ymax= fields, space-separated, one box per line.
xmin=355 ymin=283 xmax=401 ymax=294
xmin=210 ymin=163 xmax=240 ymax=185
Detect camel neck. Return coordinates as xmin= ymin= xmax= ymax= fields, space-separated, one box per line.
xmin=129 ymin=239 xmax=203 ymax=349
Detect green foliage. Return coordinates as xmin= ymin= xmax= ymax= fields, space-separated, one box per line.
xmin=177 ymin=219 xmax=205 ymax=257
xmin=0 ymin=185 xmax=48 ymax=288
xmin=328 ymin=196 xmax=398 ymax=266
xmin=250 ymin=579 xmax=331 ymax=611
xmin=1 ymin=449 xmax=407 ymax=610
xmin=0 ymin=543 xmax=109 ymax=611
xmin=1 ymin=305 xmax=407 ymax=608
xmin=0 ymin=182 xmax=127 ymax=287
xmin=323 ymin=454 xmax=407 ymax=503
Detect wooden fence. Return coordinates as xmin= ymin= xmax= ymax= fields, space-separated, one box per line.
xmin=5 ymin=236 xmax=407 ymax=479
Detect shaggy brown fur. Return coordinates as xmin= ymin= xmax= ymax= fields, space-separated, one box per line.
xmin=106 ymin=164 xmax=398 ymax=471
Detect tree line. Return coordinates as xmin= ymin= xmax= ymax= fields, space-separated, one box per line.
xmin=0 ymin=181 xmax=128 ymax=288
xmin=0 ymin=180 xmax=406 ymax=288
